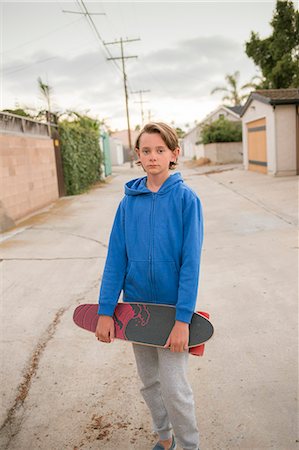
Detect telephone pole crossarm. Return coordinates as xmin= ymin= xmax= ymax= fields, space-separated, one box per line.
xmin=104 ymin=38 xmax=141 ymax=46
xmin=107 ymin=56 xmax=138 ymax=61
xmin=62 ymin=10 xmax=106 ymax=15
xmin=132 ymin=90 xmax=151 ymax=125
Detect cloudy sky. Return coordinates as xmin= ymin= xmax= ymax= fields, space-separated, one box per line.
xmin=0 ymin=1 xmax=290 ymax=130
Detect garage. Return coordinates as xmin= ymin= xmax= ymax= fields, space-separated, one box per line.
xmin=241 ymin=89 xmax=299 ymax=176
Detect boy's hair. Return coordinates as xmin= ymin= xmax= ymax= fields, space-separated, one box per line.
xmin=135 ymin=122 xmax=179 ymax=170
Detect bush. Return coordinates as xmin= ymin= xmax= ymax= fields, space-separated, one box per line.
xmin=200 ymin=117 xmax=242 ymax=144
xmin=58 ymin=115 xmax=103 ymax=195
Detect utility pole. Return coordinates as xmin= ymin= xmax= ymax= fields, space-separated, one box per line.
xmin=132 ymin=89 xmax=150 ymax=126
xmin=105 ymin=37 xmax=140 ymax=168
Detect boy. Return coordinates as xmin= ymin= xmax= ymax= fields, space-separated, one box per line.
xmin=96 ymin=122 xmax=203 ymax=450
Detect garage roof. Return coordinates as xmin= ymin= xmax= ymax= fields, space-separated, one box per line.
xmin=241 ymin=89 xmax=299 ymax=117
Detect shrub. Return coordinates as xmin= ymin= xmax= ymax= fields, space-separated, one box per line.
xmin=58 ymin=115 xmax=103 ymax=195
xmin=200 ymin=117 xmax=242 ymax=144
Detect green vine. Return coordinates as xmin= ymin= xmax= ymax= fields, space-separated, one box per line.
xmin=58 ymin=115 xmax=103 ymax=195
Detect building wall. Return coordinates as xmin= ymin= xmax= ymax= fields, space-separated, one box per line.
xmin=242 ymin=99 xmax=276 ymax=174
xmin=203 ymin=142 xmax=243 ymax=163
xmin=206 ymin=108 xmax=240 ymax=124
xmin=181 ymin=126 xmax=203 ymax=159
xmin=275 ymin=105 xmax=297 ymax=176
xmin=109 ymin=137 xmax=124 ymax=165
xmin=0 ymin=133 xmax=59 ymax=231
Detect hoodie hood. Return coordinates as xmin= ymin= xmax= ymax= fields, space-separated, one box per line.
xmin=125 ymin=172 xmax=183 ymax=196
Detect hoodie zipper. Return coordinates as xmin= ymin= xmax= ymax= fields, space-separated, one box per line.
xmin=149 ymin=193 xmax=156 ymax=301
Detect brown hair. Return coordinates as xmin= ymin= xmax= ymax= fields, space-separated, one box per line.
xmin=135 ymin=122 xmax=179 ymax=170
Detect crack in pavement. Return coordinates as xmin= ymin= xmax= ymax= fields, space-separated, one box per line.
xmin=0 ymin=279 xmax=101 ymax=449
xmin=0 ymin=307 xmax=67 ymax=449
xmin=29 ymin=227 xmax=109 ymax=248
xmin=205 ymin=174 xmax=297 ymax=227
xmin=1 ymin=256 xmax=105 ymax=261
xmin=1 ymin=227 xmax=109 ymax=249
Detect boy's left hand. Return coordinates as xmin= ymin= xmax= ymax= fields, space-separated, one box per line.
xmin=164 ymin=321 xmax=189 ymax=352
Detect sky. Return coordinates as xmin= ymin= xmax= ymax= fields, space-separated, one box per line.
xmin=0 ymin=0 xmax=292 ymax=131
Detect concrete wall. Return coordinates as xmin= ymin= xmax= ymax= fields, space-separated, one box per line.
xmin=275 ymin=105 xmax=297 ymax=176
xmin=203 ymin=142 xmax=243 ymax=163
xmin=0 ymin=133 xmax=59 ymax=232
xmin=242 ymin=99 xmax=276 ymax=174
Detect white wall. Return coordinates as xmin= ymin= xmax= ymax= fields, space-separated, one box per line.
xmin=275 ymin=105 xmax=297 ymax=176
xmin=207 ymin=108 xmax=240 ymax=123
xmin=109 ymin=138 xmax=124 ymax=165
xmin=181 ymin=126 xmax=200 ymax=159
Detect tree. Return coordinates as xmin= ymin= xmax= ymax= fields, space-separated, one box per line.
xmin=175 ymin=127 xmax=185 ymax=138
xmin=2 ymin=108 xmax=33 ymax=118
xmin=37 ymin=77 xmax=53 ymax=113
xmin=211 ymin=71 xmax=256 ymax=106
xmin=245 ymin=0 xmax=299 ymax=88
xmin=200 ymin=116 xmax=242 ymax=144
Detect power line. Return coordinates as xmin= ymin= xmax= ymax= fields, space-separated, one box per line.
xmin=70 ymin=0 xmax=122 ymax=77
xmin=0 ymin=17 xmax=83 ymax=56
xmin=3 ymin=56 xmax=58 ymax=75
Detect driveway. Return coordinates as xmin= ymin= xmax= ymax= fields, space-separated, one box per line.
xmin=0 ymin=162 xmax=297 ymax=449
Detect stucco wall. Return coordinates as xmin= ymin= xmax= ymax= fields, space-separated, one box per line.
xmin=0 ymin=133 xmax=59 ymax=232
xmin=242 ymin=99 xmax=276 ymax=174
xmin=203 ymin=142 xmax=243 ymax=163
xmin=275 ymin=105 xmax=297 ymax=176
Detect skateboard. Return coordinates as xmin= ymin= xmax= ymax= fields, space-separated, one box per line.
xmin=73 ymin=302 xmax=213 ymax=356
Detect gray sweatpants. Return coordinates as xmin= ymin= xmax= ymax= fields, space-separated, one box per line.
xmin=132 ymin=344 xmax=200 ymax=450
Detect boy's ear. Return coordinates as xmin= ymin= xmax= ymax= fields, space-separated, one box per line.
xmin=173 ymin=147 xmax=180 ymax=160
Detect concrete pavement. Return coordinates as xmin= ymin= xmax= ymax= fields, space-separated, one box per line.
xmin=0 ymin=161 xmax=298 ymax=450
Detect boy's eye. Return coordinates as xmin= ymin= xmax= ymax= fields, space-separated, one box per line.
xmin=142 ymin=149 xmax=150 ymax=154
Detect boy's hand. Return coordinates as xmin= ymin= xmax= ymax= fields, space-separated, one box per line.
xmin=95 ymin=315 xmax=115 ymax=343
xmin=164 ymin=321 xmax=189 ymax=352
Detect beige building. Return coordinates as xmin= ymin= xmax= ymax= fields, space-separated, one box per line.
xmin=111 ymin=129 xmax=139 ymax=162
xmin=181 ymin=105 xmax=242 ymax=159
xmin=241 ymin=89 xmax=299 ymax=176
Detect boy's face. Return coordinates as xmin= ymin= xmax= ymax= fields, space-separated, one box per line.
xmin=136 ymin=132 xmax=179 ymax=177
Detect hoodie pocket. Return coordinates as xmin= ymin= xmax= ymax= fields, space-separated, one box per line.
xmin=153 ymin=261 xmax=179 ymax=303
xmin=124 ymin=261 xmax=152 ymax=301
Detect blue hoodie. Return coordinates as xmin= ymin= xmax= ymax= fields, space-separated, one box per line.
xmin=98 ymin=172 xmax=204 ymax=323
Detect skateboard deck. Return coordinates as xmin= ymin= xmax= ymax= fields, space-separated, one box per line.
xmin=73 ymin=302 xmax=213 ymax=355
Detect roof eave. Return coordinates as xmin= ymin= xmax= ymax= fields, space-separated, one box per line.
xmin=240 ymin=93 xmax=271 ymax=117
xmin=269 ymin=99 xmax=299 ymax=106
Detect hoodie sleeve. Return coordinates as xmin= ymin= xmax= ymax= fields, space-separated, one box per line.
xmin=175 ymin=191 xmax=204 ymax=323
xmin=98 ymin=199 xmax=127 ymax=316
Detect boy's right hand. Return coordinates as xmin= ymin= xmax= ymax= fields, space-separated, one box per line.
xmin=95 ymin=315 xmax=115 ymax=343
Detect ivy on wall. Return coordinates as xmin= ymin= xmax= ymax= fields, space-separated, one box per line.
xmin=58 ymin=115 xmax=103 ymax=195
